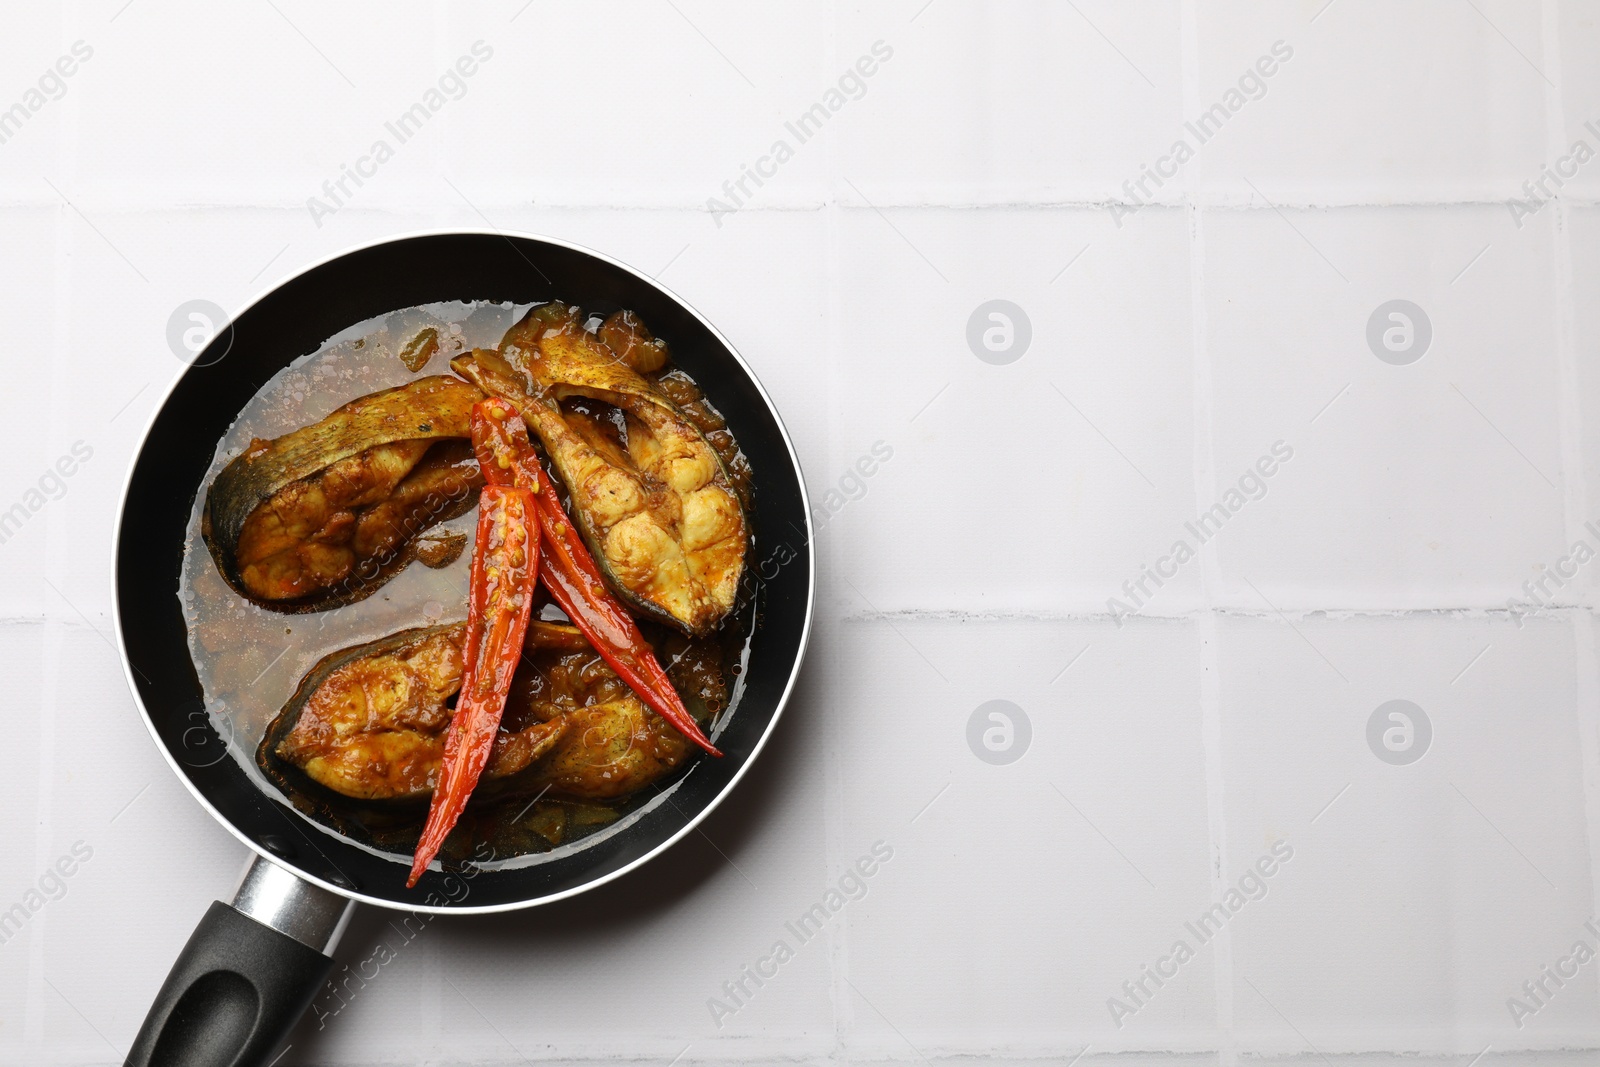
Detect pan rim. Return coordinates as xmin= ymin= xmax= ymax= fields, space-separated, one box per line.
xmin=112 ymin=227 xmax=815 ymax=914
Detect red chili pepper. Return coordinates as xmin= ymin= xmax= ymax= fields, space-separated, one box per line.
xmin=407 ymin=484 xmax=538 ymax=888
xmin=470 ymin=400 xmax=721 ymax=757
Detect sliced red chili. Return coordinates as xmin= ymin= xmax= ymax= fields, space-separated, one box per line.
xmin=407 ymin=483 xmax=538 ymax=887
xmin=469 ymin=399 xmax=721 ymax=757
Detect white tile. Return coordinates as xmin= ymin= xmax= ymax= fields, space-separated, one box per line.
xmin=829 ymin=205 xmax=1198 ymax=615
xmin=1566 ymin=206 xmax=1600 ymax=603
xmin=1199 ymin=204 xmax=1565 ymax=612
xmin=1193 ymin=0 xmax=1549 ymax=201
xmin=46 ymin=1 xmax=837 ymax=211
xmin=832 ymin=618 xmax=1217 ymax=1055
xmin=1555 ymin=1 xmax=1600 ymax=201
xmin=836 ymin=0 xmax=1184 ymax=203
xmin=0 ymin=624 xmax=46 ymax=1031
xmin=0 ymin=13 xmax=76 ymax=188
xmin=0 ymin=209 xmax=64 ymax=617
xmin=452 ymin=3 xmax=838 ymax=211
xmin=32 ymin=625 xmax=239 ymax=1050
xmin=1218 ymin=613 xmax=1596 ymax=1053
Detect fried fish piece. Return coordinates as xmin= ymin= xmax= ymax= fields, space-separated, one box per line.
xmin=204 ymin=376 xmax=485 ymax=611
xmin=452 ymin=304 xmax=747 ymax=636
xmin=265 ymin=621 xmax=693 ymax=803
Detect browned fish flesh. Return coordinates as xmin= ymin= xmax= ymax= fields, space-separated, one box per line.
xmin=452 ymin=304 xmax=747 ymax=636
xmin=204 ymin=376 xmax=486 ymax=611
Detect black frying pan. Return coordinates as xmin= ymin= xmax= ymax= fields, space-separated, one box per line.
xmin=114 ymin=232 xmax=813 ymax=1066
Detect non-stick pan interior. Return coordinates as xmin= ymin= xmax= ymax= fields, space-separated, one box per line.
xmin=115 ymin=232 xmax=812 ymax=911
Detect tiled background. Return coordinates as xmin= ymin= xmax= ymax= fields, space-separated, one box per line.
xmin=3 ymin=1 xmax=1599 ymax=1064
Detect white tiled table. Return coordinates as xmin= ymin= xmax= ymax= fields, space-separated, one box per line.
xmin=4 ymin=2 xmax=1599 ymax=1064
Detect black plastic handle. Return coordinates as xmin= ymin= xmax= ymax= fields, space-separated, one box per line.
xmin=124 ymin=901 xmax=334 ymax=1067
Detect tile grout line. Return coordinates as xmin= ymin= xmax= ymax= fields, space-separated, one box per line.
xmin=1538 ymin=0 xmax=1600 ymax=984
xmin=24 ymin=623 xmax=59 ymax=1057
xmin=1180 ymin=3 xmax=1236 ymax=1063
xmin=837 ymin=605 xmax=1600 ymax=621
xmin=25 ymin=39 xmax=78 ymax=1045
xmin=823 ymin=15 xmax=852 ymax=1059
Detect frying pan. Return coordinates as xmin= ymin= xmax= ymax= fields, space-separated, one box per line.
xmin=113 ymin=231 xmax=813 ymax=1066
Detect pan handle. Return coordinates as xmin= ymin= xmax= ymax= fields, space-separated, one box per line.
xmin=124 ymin=853 xmax=354 ymax=1067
